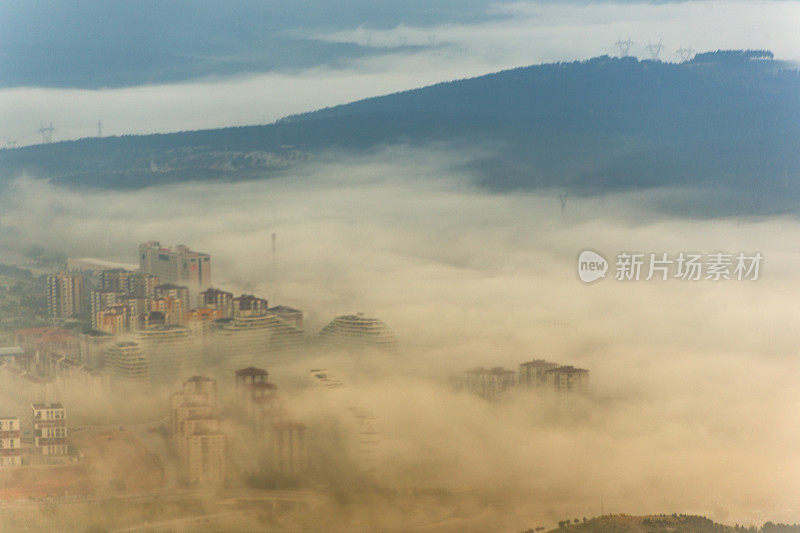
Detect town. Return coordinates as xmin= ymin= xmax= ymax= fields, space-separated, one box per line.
xmin=0 ymin=240 xmax=589 ymax=530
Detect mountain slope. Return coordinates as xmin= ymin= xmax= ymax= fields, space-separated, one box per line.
xmin=1 ymin=50 xmax=798 ymax=213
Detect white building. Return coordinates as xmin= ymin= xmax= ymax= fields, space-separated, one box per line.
xmin=32 ymin=403 xmax=68 ymax=460
xmin=137 ymin=325 xmax=201 ymax=384
xmin=0 ymin=416 xmax=22 ymax=467
xmin=319 ymin=314 xmax=396 ymax=351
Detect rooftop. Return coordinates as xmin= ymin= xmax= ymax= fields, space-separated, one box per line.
xmin=32 ymin=402 xmax=64 ymax=409
xmin=268 ymin=305 xmax=301 ymax=313
xmin=235 ymin=366 xmax=268 ymax=377
xmin=546 ymin=365 xmax=589 ymax=375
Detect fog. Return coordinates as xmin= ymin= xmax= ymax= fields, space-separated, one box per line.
xmin=1 ymin=146 xmax=799 ymax=529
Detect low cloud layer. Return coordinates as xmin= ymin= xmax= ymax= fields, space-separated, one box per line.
xmin=1 ymin=146 xmax=799 ymax=526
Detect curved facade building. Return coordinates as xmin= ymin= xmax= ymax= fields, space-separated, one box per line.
xmin=319 ymin=314 xmax=397 ymax=351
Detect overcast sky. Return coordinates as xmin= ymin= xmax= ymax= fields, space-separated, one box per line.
xmin=1 ymin=0 xmax=799 ymax=146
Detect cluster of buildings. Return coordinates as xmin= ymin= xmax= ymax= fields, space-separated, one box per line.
xmin=458 ymin=359 xmax=590 ymax=399
xmin=310 ymin=369 xmax=382 ymax=473
xmin=235 ymin=367 xmax=309 ymax=477
xmin=169 ymin=368 xmax=310 ymax=485
xmin=0 ymin=403 xmax=69 ymax=468
xmin=32 ymin=242 xmax=306 ymax=389
xmin=0 ymin=330 xmax=110 ymax=404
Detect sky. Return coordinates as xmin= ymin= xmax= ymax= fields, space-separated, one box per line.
xmin=1 ymin=0 xmax=799 ymax=146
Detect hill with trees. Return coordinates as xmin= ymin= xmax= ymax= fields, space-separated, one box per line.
xmin=1 ymin=50 xmax=797 ymax=214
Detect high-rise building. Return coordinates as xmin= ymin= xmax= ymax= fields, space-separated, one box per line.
xmin=545 ymin=366 xmax=590 ymax=393
xmin=233 ymin=294 xmax=268 ymax=318
xmin=96 ymin=304 xmax=134 ymax=335
xmin=210 ymin=315 xmax=303 ymax=369
xmin=47 ymin=272 xmax=85 ymax=318
xmin=105 ymin=341 xmax=150 ymax=386
xmin=99 ymin=268 xmax=131 ymax=293
xmin=461 ymin=367 xmax=517 ymax=399
xmin=138 ymin=241 xmax=211 ymax=288
xmin=267 ymin=306 xmax=303 ymax=330
xmin=126 ymin=271 xmax=160 ymax=299
xmin=269 ymin=421 xmax=308 ymax=475
xmin=32 ymin=403 xmax=67 ymax=459
xmin=181 ymin=375 xmax=218 ymax=406
xmin=0 ymin=416 xmax=22 ymax=467
xmin=319 ymin=314 xmax=397 ymax=351
xmin=200 ymin=288 xmax=234 ymax=318
xmin=149 ymin=296 xmax=185 ymax=326
xmin=137 ymin=325 xmax=201 ymax=383
xmin=90 ymin=289 xmax=124 ymax=328
xmin=184 ymin=427 xmax=227 ymax=484
xmin=154 ymin=284 xmax=190 ymax=312
xmin=518 ymin=360 xmax=561 ymax=388
xmin=235 ymin=367 xmax=282 ymax=429
xmin=77 ymin=330 xmax=114 ymax=369
xmin=183 ymin=308 xmax=222 ymax=337
xmin=170 ymin=377 xmax=227 ymax=484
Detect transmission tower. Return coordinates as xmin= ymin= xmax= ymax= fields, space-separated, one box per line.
xmin=37 ymin=121 xmax=55 ymax=144
xmin=646 ymin=39 xmax=663 ymax=60
xmin=559 ymin=193 xmax=568 ymax=212
xmin=677 ymin=45 xmax=694 ymax=62
xmin=615 ymin=38 xmax=634 ymax=57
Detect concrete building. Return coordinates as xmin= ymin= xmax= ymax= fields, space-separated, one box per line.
xmin=200 ymin=288 xmax=234 ymax=318
xmin=233 ymin=294 xmax=268 ymax=318
xmin=210 ymin=315 xmax=303 ymax=369
xmin=462 ymin=367 xmax=517 ymax=399
xmin=139 ymin=241 xmax=211 ymax=288
xmin=170 ymin=377 xmax=227 ymax=484
xmin=149 ymin=296 xmax=185 ymax=326
xmin=47 ymin=272 xmax=85 ymax=319
xmin=32 ymin=403 xmax=68 ymax=460
xmin=0 ymin=416 xmax=22 ymax=467
xmin=319 ymin=314 xmax=397 ymax=351
xmin=518 ymin=360 xmax=561 ymax=388
xmin=235 ymin=367 xmax=282 ymax=429
xmin=184 ymin=428 xmax=227 ymax=484
xmin=105 ymin=341 xmax=150 ymax=386
xmin=268 ymin=306 xmax=303 ymax=330
xmin=99 ymin=268 xmax=131 ymax=293
xmin=90 ymin=289 xmax=125 ymax=329
xmin=15 ymin=327 xmax=79 ymax=359
xmin=125 ymin=271 xmax=160 ymax=299
xmin=182 ymin=375 xmax=218 ymax=406
xmin=183 ymin=308 xmax=222 ymax=337
xmin=96 ymin=304 xmax=134 ymax=335
xmin=269 ymin=421 xmax=308 ymax=475
xmin=137 ymin=325 xmax=200 ymax=384
xmin=545 ymin=366 xmax=590 ymax=393
xmin=77 ymin=330 xmax=114 ymax=369
xmin=154 ymin=284 xmax=190 ymax=313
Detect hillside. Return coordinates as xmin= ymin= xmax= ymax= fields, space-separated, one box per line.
xmin=537 ymin=514 xmax=800 ymax=533
xmin=1 ymin=50 xmax=798 ymax=213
